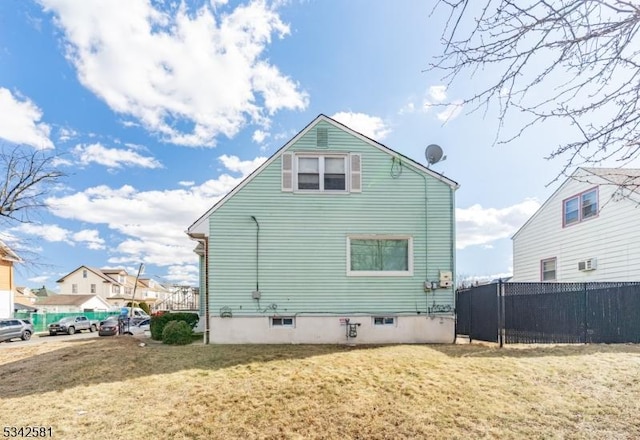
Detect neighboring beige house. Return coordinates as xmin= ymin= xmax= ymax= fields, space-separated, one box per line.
xmin=35 ymin=294 xmax=111 ymax=313
xmin=56 ymin=266 xmax=171 ymax=310
xmin=14 ymin=286 xmax=38 ymax=307
xmin=513 ymin=167 xmax=640 ymax=282
xmin=0 ymin=240 xmax=21 ymax=318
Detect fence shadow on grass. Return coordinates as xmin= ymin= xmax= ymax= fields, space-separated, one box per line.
xmin=430 ymin=340 xmax=640 ymax=359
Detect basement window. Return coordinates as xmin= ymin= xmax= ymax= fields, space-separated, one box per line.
xmin=373 ymin=317 xmax=396 ymax=326
xmin=271 ymin=317 xmax=295 ymax=328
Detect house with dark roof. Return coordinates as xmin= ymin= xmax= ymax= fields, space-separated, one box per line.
xmin=512 ymin=167 xmax=640 ymax=282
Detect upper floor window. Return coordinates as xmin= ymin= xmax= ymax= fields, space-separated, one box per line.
xmin=282 ymin=153 xmax=361 ymax=193
xmin=297 ymin=156 xmax=346 ymax=191
xmin=563 ymin=188 xmax=598 ymax=227
xmin=72 ymin=284 xmax=78 ymax=294
xmin=90 ymin=284 xmax=96 ymax=294
xmin=541 ymin=258 xmax=557 ymax=281
xmin=82 ymin=269 xmax=87 ymax=278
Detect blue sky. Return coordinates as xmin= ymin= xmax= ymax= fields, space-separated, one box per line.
xmin=0 ymin=0 xmax=616 ymax=289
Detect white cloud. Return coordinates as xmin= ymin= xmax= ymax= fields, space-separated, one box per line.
xmin=437 ymin=100 xmax=464 ymax=123
xmin=57 ymin=127 xmax=78 ymax=143
xmin=13 ymin=223 xmax=71 ymax=243
xmin=331 ymin=112 xmax=391 ymax=140
xmin=10 ymin=223 xmax=105 ymax=250
xmin=178 ymin=181 xmax=195 ymax=187
xmin=44 ymin=154 xmax=266 ymax=283
xmin=428 ymin=85 xmax=447 ymax=102
xmin=73 ymin=143 xmax=162 ymax=169
xmin=219 ymin=154 xmax=267 ymax=175
xmin=28 ymin=275 xmax=51 ymax=284
xmin=72 ymin=229 xmax=106 ymax=250
xmin=0 ymin=88 xmax=54 ymax=149
xmin=252 ymin=129 xmax=269 ymax=143
xmin=40 ymin=0 xmax=308 ymax=147
xmin=456 ymin=199 xmax=540 ymax=249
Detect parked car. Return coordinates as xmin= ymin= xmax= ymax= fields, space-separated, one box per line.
xmin=48 ymin=316 xmax=99 ymax=335
xmin=98 ymin=316 xmax=122 ymax=337
xmin=0 ymin=319 xmax=34 ymax=343
xmin=121 ymin=318 xmax=150 ymax=336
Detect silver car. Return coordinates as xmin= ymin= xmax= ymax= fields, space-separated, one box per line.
xmin=121 ymin=318 xmax=150 ymax=336
xmin=0 ymin=319 xmax=34 ymax=342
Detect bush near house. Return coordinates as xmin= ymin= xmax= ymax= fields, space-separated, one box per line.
xmin=150 ymin=312 xmax=198 ymax=341
xmin=161 ymin=320 xmax=193 ymax=345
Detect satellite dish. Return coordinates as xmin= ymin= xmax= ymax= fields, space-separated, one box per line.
xmin=425 ymin=144 xmax=446 ymax=167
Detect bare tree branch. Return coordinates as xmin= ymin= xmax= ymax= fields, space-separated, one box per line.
xmin=430 ymin=0 xmax=640 ymax=180
xmin=0 ymin=146 xmax=67 ymax=224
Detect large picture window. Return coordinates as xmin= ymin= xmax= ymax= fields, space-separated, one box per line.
xmin=296 ymin=155 xmax=346 ymax=191
xmin=347 ymin=235 xmax=413 ymax=276
xmin=563 ymin=188 xmax=598 ymax=227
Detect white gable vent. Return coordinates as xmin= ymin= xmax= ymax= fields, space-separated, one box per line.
xmin=578 ymin=258 xmax=597 ymax=271
xmin=316 ymin=127 xmax=328 ymax=148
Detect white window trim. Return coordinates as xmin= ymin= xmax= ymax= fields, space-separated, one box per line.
xmin=294 ymin=153 xmax=349 ymax=193
xmin=541 ymin=257 xmax=557 ymax=282
xmin=270 ymin=316 xmax=295 ymax=328
xmin=563 ymin=187 xmax=598 ymax=227
xmin=373 ymin=316 xmax=397 ymax=326
xmin=346 ymin=235 xmax=414 ymax=277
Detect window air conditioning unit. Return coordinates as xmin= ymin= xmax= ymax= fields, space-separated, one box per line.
xmin=578 ymin=258 xmax=597 ymax=271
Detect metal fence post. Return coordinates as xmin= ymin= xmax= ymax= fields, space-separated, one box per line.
xmin=583 ymin=283 xmax=588 ymax=344
xmin=498 ymin=279 xmax=503 ymax=348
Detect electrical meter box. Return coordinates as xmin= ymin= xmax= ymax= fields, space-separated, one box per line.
xmin=439 ymin=271 xmax=453 ymax=288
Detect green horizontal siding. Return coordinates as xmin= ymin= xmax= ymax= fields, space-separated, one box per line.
xmin=208 ymin=121 xmax=455 ymax=316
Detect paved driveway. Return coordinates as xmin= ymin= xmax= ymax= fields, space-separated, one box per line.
xmin=0 ymin=330 xmax=105 ymax=348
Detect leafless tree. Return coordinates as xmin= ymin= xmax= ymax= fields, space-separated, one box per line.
xmin=430 ymin=1 xmax=640 ymax=180
xmin=0 ymin=146 xmax=66 ymax=224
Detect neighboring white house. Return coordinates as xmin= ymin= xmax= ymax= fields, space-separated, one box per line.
xmin=56 ymin=266 xmax=172 ymax=310
xmin=35 ymin=294 xmax=112 ymax=313
xmin=512 ymin=167 xmax=640 ymax=282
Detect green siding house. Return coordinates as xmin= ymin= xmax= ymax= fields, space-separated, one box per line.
xmin=187 ymin=115 xmax=458 ymax=344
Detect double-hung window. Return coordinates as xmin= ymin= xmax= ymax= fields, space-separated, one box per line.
xmin=297 ymin=156 xmax=346 ymax=191
xmin=541 ymin=258 xmax=557 ymax=281
xmin=347 ymin=235 xmax=413 ymax=276
xmin=563 ymin=188 xmax=598 ymax=226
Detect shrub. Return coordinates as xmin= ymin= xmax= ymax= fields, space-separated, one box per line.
xmin=150 ymin=312 xmax=199 ymax=341
xmin=162 ymin=320 xmax=193 ymax=345
xmin=138 ymin=301 xmax=151 ymax=315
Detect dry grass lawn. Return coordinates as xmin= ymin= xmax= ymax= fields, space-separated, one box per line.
xmin=0 ymin=337 xmax=639 ymax=439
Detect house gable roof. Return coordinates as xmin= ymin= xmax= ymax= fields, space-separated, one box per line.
xmin=36 ymin=294 xmax=108 ymax=307
xmin=56 ymin=266 xmax=122 ymax=284
xmin=188 ymin=114 xmax=459 ymax=236
xmin=0 ymin=239 xmax=21 ymax=263
xmin=511 ymin=167 xmax=640 ymax=240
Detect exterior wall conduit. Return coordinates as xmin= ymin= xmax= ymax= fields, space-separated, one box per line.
xmin=250 ymin=216 xmax=260 ymax=294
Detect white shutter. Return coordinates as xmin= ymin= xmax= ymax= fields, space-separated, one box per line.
xmin=350 ymin=153 xmax=362 ymax=193
xmin=282 ymin=153 xmax=293 ymax=192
